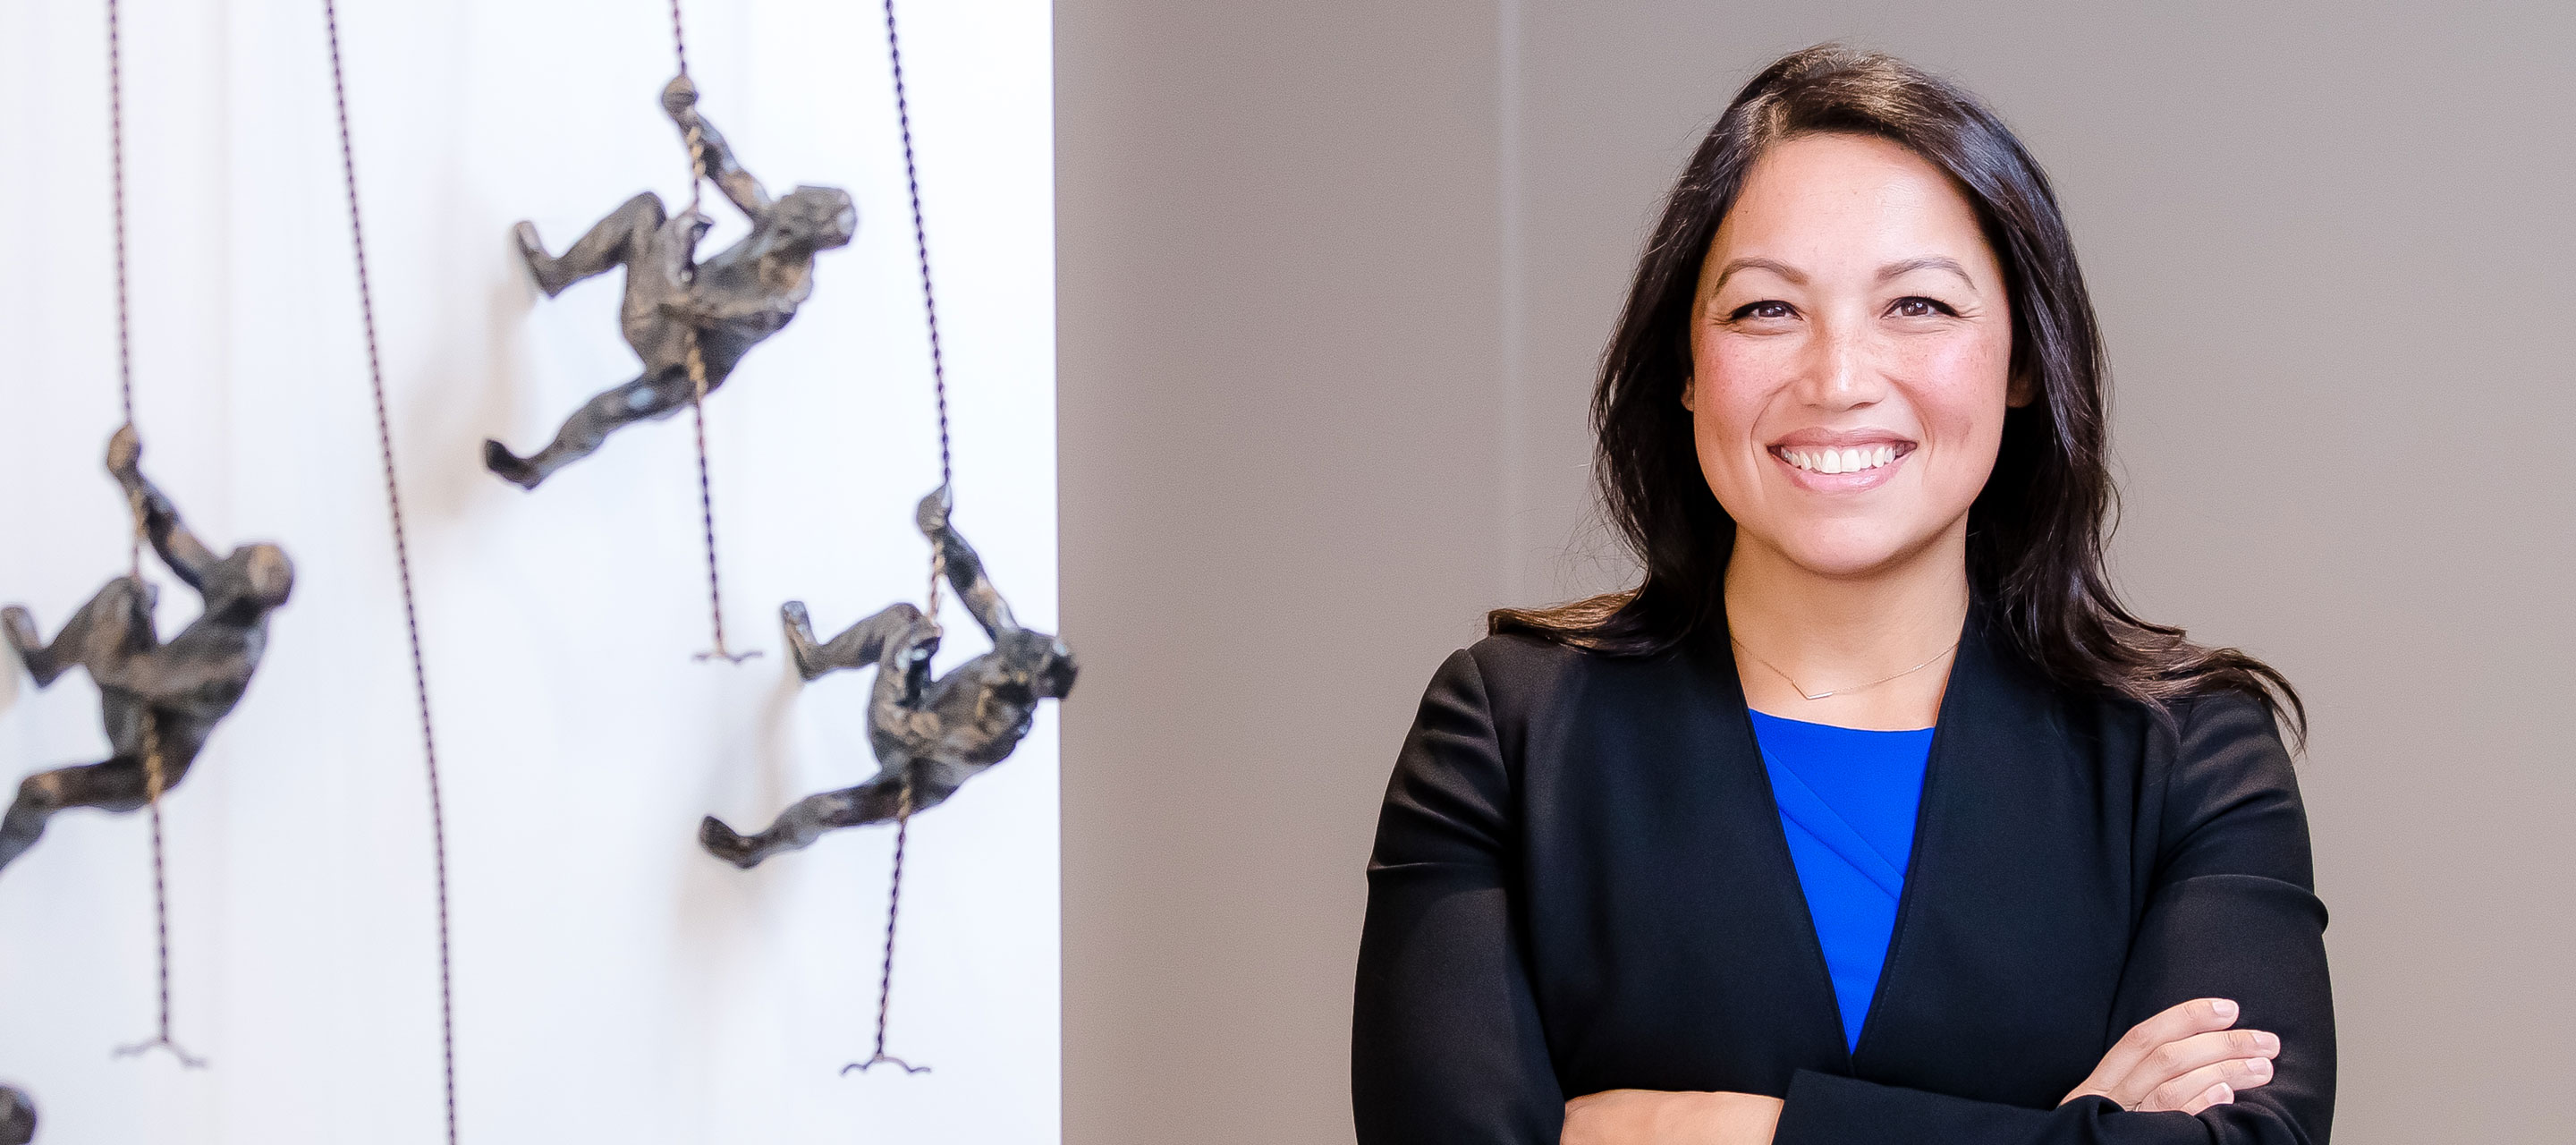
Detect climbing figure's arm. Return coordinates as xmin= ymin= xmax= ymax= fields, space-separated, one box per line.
xmin=107 ymin=427 xmax=216 ymax=591
xmin=657 ymin=289 xmax=801 ymax=327
xmin=917 ymin=488 xmax=1018 ymax=639
xmin=662 ymin=74 xmax=772 ymax=218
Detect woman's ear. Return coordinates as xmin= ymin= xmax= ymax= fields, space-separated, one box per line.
xmin=1681 ymin=375 xmax=1697 ymax=412
xmin=2005 ymin=367 xmax=2038 ymax=410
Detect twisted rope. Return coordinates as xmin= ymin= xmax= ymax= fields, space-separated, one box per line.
xmin=667 ymin=0 xmax=751 ymax=665
xmin=321 ymin=3 xmax=459 ymax=1140
xmin=101 ymin=0 xmax=200 ymax=1073
xmin=843 ymin=0 xmax=953 ymax=1078
xmin=884 ymin=0 xmax=953 ymax=509
xmin=842 ymin=779 xmax=926 ymax=1075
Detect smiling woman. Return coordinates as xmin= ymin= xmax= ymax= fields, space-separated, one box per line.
xmin=1352 ymin=46 xmax=2331 ymax=1145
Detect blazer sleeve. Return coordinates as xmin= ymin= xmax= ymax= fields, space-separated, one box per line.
xmin=1352 ymin=649 xmax=1564 ymax=1143
xmin=1775 ymin=692 xmax=2335 ymax=1145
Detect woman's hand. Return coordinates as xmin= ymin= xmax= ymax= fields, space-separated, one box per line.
xmin=2062 ymin=997 xmax=2281 ymax=1115
xmin=1562 ymin=1090 xmax=1782 ymax=1144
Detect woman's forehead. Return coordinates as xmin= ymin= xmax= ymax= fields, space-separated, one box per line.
xmin=1707 ymin=134 xmax=1995 ymax=283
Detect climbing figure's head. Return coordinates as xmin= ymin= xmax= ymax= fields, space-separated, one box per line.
xmin=774 ymin=185 xmax=859 ymax=252
xmin=231 ymin=543 xmax=296 ymax=611
xmin=998 ymin=627 xmax=1078 ymax=702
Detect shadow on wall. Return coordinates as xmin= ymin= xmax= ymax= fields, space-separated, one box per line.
xmin=400 ymin=227 xmax=539 ymax=528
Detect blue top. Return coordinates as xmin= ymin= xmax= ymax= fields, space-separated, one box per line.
xmin=1747 ymin=709 xmax=1934 ymax=1054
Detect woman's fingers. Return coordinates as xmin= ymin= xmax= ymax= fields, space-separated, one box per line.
xmin=2062 ymin=998 xmax=2285 ymax=1115
xmin=2139 ymin=1055 xmax=2274 ymax=1113
xmin=2177 ymin=1081 xmax=2236 ymax=1116
xmin=2110 ymin=1026 xmax=2280 ymax=1108
xmin=2066 ymin=998 xmax=2241 ymax=1104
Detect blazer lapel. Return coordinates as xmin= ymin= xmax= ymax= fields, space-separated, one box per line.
xmin=1843 ymin=615 xmax=1999 ymax=1068
xmin=1684 ymin=640 xmax=1862 ymax=1072
xmin=1844 ymin=611 xmax=2123 ymax=1110
xmin=1529 ymin=638 xmax=1854 ymax=1094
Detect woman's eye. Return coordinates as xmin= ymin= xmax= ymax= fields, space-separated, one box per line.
xmin=1889 ymin=296 xmax=1956 ymax=318
xmin=1730 ymin=300 xmax=1795 ymax=321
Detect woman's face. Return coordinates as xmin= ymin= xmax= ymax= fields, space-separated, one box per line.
xmin=1688 ymin=131 xmax=2025 ymax=581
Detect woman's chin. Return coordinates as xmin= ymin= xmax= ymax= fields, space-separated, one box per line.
xmin=1759 ymin=532 xmax=1945 ymax=582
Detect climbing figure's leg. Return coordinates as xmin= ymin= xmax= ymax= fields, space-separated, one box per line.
xmin=0 ymin=754 xmax=151 ymax=875
xmin=784 ymin=601 xmax=927 ymax=682
xmin=2 ymin=577 xmax=155 ymax=689
xmin=515 ymin=192 xmax=664 ymax=299
xmin=779 ymin=601 xmax=830 ymax=676
xmin=485 ymin=370 xmax=695 ymax=490
xmin=0 ymin=608 xmax=47 ymax=687
xmin=699 ymin=763 xmax=962 ymax=870
xmin=699 ymin=770 xmax=907 ymax=869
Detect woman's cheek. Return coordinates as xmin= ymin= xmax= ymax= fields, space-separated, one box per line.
xmin=1886 ymin=329 xmax=2001 ymax=393
xmin=1902 ymin=336 xmax=2013 ymax=493
xmin=1697 ymin=395 xmax=1782 ymax=496
xmin=1694 ymin=340 xmax=1793 ymax=424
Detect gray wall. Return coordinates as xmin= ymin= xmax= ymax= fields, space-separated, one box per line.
xmin=1059 ymin=4 xmax=2576 ymax=1143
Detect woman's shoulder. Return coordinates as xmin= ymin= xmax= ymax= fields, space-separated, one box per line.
xmin=1391 ymin=635 xmax=1687 ymax=810
xmin=2055 ymin=682 xmax=2309 ymax=870
xmin=2157 ymin=687 xmax=2302 ymax=804
xmin=1456 ymin=630 xmax=1590 ymax=685
xmin=1445 ymin=631 xmax=1685 ymax=702
xmin=2067 ymin=683 xmax=2292 ymax=776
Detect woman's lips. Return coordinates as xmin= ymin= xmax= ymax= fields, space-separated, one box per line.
xmin=1769 ymin=441 xmax=1915 ymax=491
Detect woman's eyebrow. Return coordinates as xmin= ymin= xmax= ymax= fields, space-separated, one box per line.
xmin=1877 ymin=256 xmax=1976 ymax=288
xmin=1710 ymin=257 xmax=1807 ymax=293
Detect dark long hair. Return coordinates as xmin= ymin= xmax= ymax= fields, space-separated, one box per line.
xmin=1490 ymin=45 xmax=2303 ymax=741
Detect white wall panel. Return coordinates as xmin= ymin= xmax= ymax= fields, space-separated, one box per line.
xmin=0 ymin=1 xmax=1057 ymax=1141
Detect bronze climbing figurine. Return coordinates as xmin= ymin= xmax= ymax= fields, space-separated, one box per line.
xmin=1 ymin=428 xmax=292 ymax=876
xmin=699 ymin=489 xmax=1076 ymax=869
xmin=485 ymin=73 xmax=857 ymax=489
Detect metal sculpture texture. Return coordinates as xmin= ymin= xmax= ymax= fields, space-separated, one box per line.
xmin=0 ymin=428 xmax=293 ymax=876
xmin=0 ymin=1085 xmax=30 ymax=1145
xmin=699 ymin=491 xmax=1077 ymax=868
xmin=485 ymin=74 xmax=857 ymax=489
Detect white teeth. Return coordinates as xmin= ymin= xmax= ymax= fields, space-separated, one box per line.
xmin=1779 ymin=445 xmax=1903 ymax=474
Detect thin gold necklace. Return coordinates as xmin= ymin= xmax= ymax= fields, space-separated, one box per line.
xmin=1729 ymin=634 xmax=1962 ymax=701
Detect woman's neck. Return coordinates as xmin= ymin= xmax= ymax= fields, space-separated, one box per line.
xmin=1723 ymin=523 xmax=1970 ymax=731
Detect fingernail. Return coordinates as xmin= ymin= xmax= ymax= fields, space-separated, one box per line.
xmin=2258 ymin=1032 xmax=2280 ymax=1055
xmin=2212 ymin=999 xmax=2239 ymax=1021
xmin=2247 ymin=1057 xmax=2273 ymax=1077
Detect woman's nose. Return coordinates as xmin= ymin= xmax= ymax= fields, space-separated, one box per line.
xmin=1794 ymin=322 xmax=1885 ymax=410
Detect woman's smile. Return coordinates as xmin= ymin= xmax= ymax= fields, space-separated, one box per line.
xmin=1767 ymin=431 xmax=1918 ymax=493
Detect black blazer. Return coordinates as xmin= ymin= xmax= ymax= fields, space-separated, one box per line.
xmin=1352 ymin=616 xmax=2333 ymax=1144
